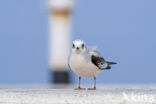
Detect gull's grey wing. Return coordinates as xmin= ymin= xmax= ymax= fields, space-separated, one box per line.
xmin=91 ymin=54 xmax=117 ymax=70
xmin=88 ymin=46 xmax=113 ymax=70
xmin=91 ymin=55 xmax=108 ymax=70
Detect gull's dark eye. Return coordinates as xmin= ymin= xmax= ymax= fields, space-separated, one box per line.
xmin=73 ymin=44 xmax=75 ymax=48
xmin=82 ymin=43 xmax=84 ymax=48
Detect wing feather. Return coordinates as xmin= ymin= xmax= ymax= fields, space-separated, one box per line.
xmin=91 ymin=55 xmax=107 ymax=70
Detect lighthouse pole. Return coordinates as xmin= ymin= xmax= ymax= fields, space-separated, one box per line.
xmin=48 ymin=0 xmax=73 ymax=84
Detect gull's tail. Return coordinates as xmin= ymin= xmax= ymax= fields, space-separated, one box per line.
xmin=104 ymin=61 xmax=117 ymax=69
xmin=107 ymin=61 xmax=117 ymax=65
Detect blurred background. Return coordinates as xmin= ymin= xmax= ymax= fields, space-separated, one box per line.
xmin=0 ymin=0 xmax=156 ymax=85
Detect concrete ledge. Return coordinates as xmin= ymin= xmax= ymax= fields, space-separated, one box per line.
xmin=0 ymin=86 xmax=156 ymax=104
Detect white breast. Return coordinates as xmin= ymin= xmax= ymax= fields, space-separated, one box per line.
xmin=70 ymin=54 xmax=102 ymax=77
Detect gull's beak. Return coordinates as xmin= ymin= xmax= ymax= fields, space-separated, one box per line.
xmin=76 ymin=47 xmax=79 ymax=50
xmin=75 ymin=47 xmax=81 ymax=54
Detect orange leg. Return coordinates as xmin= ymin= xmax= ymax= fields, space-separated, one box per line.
xmin=75 ymin=76 xmax=85 ymax=90
xmin=88 ymin=77 xmax=96 ymax=90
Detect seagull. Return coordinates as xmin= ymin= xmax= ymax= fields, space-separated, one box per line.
xmin=69 ymin=40 xmax=117 ymax=90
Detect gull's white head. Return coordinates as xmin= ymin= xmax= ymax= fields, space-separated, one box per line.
xmin=72 ymin=40 xmax=86 ymax=54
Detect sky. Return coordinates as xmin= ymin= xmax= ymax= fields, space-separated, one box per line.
xmin=0 ymin=0 xmax=156 ymax=84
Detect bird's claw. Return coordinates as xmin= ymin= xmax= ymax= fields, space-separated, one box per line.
xmin=75 ymin=87 xmax=86 ymax=90
xmin=88 ymin=87 xmax=96 ymax=90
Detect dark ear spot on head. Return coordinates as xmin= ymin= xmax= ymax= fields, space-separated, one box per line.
xmin=73 ymin=44 xmax=75 ymax=48
xmin=82 ymin=43 xmax=84 ymax=48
